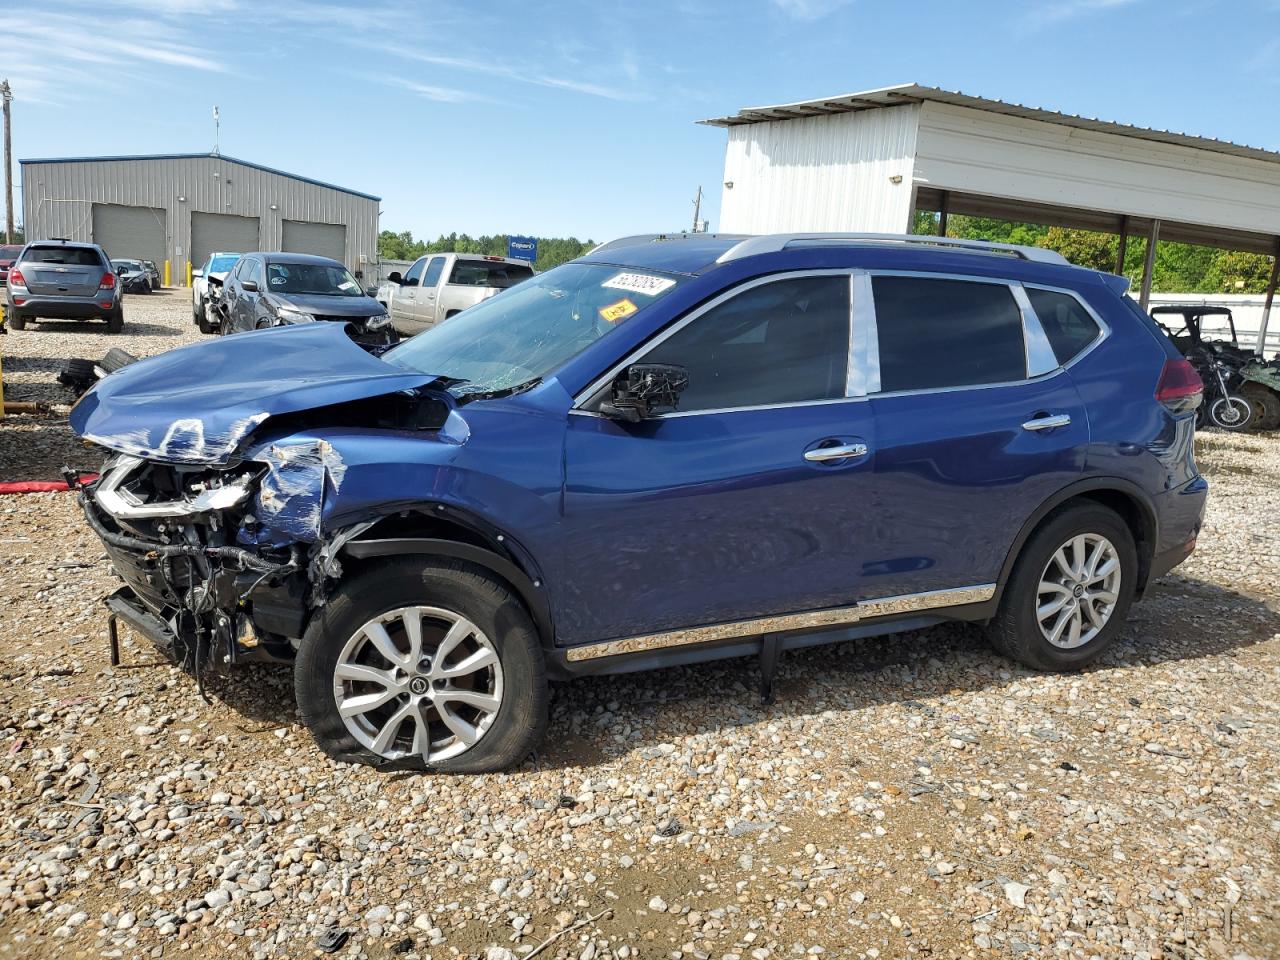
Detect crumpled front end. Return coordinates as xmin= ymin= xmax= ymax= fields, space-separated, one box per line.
xmin=80 ymin=454 xmax=309 ymax=673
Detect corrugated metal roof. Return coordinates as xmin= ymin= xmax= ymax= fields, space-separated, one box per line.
xmin=699 ymin=83 xmax=1280 ymax=166
xmin=18 ymin=152 xmax=380 ymax=201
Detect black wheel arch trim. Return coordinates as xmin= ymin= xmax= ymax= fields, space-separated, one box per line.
xmin=994 ymin=476 xmax=1159 ymax=605
xmin=341 ymin=537 xmax=555 ymax=645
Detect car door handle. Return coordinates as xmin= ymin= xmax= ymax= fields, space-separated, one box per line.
xmin=1022 ymin=414 xmax=1072 ymax=431
xmin=804 ymin=442 xmax=869 ymax=462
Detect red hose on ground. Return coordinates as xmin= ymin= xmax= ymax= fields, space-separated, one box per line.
xmin=0 ymin=474 xmax=98 ymax=495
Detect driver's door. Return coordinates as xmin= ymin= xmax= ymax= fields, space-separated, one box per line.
xmin=557 ymin=272 xmax=878 ymax=648
xmin=391 ymin=257 xmax=426 ymax=333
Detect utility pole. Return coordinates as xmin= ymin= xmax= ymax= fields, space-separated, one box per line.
xmin=2 ymin=80 xmax=13 ymax=244
xmin=213 ymin=105 xmax=220 ymax=155
xmin=691 ymin=185 xmax=702 ymax=233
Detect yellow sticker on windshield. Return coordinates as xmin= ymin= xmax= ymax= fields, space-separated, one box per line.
xmin=599 ymin=298 xmax=638 ymax=323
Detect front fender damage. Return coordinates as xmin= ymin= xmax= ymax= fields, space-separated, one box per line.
xmin=247 ymin=439 xmax=349 ymax=547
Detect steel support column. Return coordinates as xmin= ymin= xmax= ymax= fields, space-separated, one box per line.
xmin=938 ymin=190 xmax=950 ymax=238
xmin=1257 ymin=237 xmax=1280 ymax=357
xmin=1115 ymin=215 xmax=1129 ymax=275
xmin=1139 ymin=219 xmax=1160 ymax=311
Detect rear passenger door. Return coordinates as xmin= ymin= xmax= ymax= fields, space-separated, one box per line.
xmin=862 ymin=273 xmax=1093 ymax=601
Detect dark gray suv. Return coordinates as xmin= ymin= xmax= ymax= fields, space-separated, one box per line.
xmin=6 ymin=239 xmax=124 ymax=332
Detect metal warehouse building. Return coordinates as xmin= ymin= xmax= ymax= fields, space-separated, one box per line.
xmin=702 ymin=83 xmax=1280 ymax=341
xmin=20 ymin=153 xmax=379 ymax=283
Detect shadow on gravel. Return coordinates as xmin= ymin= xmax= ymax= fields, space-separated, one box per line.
xmin=531 ymin=573 xmax=1280 ymax=771
xmin=20 ymin=319 xmax=181 ymax=337
xmin=111 ymin=575 xmax=1277 ymax=774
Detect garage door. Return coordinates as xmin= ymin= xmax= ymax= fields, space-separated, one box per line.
xmin=190 ymin=212 xmax=259 ymax=269
xmin=92 ymin=204 xmax=166 ymax=264
xmin=282 ymin=220 xmax=347 ymax=262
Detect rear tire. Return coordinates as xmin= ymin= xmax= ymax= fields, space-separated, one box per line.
xmin=1241 ymin=383 xmax=1280 ymax=431
xmin=987 ymin=504 xmax=1137 ymax=672
xmin=8 ymin=311 xmax=25 ymax=330
xmin=295 ymin=558 xmax=548 ymax=774
xmin=105 ymin=307 xmax=124 ymax=334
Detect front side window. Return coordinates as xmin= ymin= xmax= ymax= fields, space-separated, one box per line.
xmin=641 ymin=275 xmax=851 ymax=413
xmin=873 ymin=276 xmax=1025 ymax=393
xmin=402 ymin=257 xmax=426 ymax=286
xmin=1026 ymin=288 xmax=1101 ymax=365
xmin=422 ymin=257 xmax=445 ymax=288
xmin=386 ymin=261 xmax=685 ymax=400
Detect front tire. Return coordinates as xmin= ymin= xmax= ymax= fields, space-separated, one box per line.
xmin=295 ymin=558 xmax=548 ymax=774
xmin=987 ymin=504 xmax=1137 ymax=672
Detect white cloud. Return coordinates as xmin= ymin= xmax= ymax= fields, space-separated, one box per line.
xmin=771 ymin=0 xmax=855 ymax=21
xmin=1024 ymin=0 xmax=1139 ymax=28
xmin=374 ymin=76 xmax=492 ymax=104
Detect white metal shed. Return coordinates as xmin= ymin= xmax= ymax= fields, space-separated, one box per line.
xmin=701 ymin=84 xmax=1280 ymax=349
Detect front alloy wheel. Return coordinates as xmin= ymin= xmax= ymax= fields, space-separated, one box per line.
xmin=296 ymin=558 xmax=548 ymax=773
xmin=334 ymin=606 xmax=504 ymax=764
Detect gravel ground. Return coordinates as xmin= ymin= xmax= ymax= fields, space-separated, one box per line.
xmin=1 ymin=296 xmax=1278 ymax=959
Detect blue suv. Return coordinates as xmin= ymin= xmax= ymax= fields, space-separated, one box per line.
xmin=70 ymin=233 xmax=1207 ymax=772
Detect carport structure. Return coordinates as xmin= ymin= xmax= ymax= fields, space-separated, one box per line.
xmin=702 ymin=84 xmax=1280 ymax=354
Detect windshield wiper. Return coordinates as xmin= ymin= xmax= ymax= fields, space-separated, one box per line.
xmin=454 ymin=377 xmax=541 ymax=405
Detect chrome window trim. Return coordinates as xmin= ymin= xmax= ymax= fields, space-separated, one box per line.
xmin=564 ymin=583 xmax=997 ymax=662
xmin=1012 ymin=283 xmax=1060 ymax=377
xmin=1019 ymin=281 xmax=1111 ymax=369
xmin=572 ymin=268 xmax=861 ymax=415
xmin=862 ymin=270 xmax=1112 ymax=400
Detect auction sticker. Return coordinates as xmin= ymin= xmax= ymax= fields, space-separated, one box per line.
xmin=599 ymin=298 xmax=639 ymax=323
xmin=602 ymin=272 xmax=677 ymax=297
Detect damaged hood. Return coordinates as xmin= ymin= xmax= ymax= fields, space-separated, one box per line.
xmin=70 ymin=322 xmax=437 ymax=465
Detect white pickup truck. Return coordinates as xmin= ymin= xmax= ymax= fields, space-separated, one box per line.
xmin=378 ymin=252 xmax=535 ymax=335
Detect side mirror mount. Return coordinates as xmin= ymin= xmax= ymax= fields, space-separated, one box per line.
xmin=387 ymin=271 xmax=403 ymax=285
xmin=240 ymin=279 xmax=258 ymax=292
xmin=599 ymin=363 xmax=689 ymax=422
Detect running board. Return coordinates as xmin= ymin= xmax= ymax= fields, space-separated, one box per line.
xmin=564 ymin=584 xmax=997 ymax=663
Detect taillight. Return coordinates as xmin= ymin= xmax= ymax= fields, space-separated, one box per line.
xmin=99 ymin=272 xmax=116 ymax=290
xmin=1156 ymin=358 xmax=1203 ymax=410
xmin=8 ymin=267 xmax=24 ymax=287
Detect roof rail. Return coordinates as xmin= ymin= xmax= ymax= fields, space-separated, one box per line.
xmin=589 ymin=232 xmax=748 ymax=256
xmin=715 ymin=233 xmax=1070 ymax=265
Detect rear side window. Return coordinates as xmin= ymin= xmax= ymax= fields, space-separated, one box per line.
xmin=450 ymin=261 xmax=535 ymax=288
xmin=872 ymin=277 xmax=1025 ymax=392
xmin=1027 ymin=288 xmax=1101 ymax=365
xmin=22 ymin=245 xmax=103 ymax=266
xmin=642 ymin=275 xmax=850 ymax=412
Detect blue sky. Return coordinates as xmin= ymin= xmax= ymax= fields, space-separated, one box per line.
xmin=5 ymin=0 xmax=1278 ymax=241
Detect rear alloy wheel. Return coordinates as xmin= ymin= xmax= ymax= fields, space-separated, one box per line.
xmin=296 ymin=558 xmax=547 ymax=773
xmin=987 ymin=504 xmax=1136 ymax=671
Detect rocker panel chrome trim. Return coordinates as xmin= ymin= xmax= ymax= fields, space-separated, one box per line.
xmin=564 ymin=583 xmax=997 ymax=662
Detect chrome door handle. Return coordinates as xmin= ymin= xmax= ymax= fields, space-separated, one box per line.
xmin=1022 ymin=414 xmax=1071 ymax=431
xmin=804 ymin=442 xmax=869 ymax=462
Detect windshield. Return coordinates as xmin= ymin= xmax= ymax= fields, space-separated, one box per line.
xmin=0 ymin=245 xmax=22 ymax=260
xmin=112 ymin=260 xmax=143 ymax=271
xmin=207 ymin=255 xmax=239 ymax=273
xmin=265 ymin=261 xmax=364 ymax=297
xmin=386 ymin=261 xmax=685 ymax=398
xmin=449 ymin=260 xmax=534 ymax=289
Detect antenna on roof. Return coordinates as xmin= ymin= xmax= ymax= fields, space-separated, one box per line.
xmin=212 ymin=105 xmax=220 ymax=156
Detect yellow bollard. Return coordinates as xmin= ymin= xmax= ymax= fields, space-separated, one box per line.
xmin=185 ymin=260 xmax=192 ymax=287
xmin=163 ymin=259 xmax=171 ymax=287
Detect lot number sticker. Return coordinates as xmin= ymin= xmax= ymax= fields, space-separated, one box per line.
xmin=599 ymin=298 xmax=639 ymax=323
xmin=602 ymin=272 xmax=676 ymax=297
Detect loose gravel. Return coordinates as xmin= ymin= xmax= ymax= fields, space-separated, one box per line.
xmin=1 ymin=295 xmax=1278 ymax=959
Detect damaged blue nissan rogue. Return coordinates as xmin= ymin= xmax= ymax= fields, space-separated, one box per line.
xmin=69 ymin=233 xmax=1207 ymax=773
